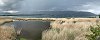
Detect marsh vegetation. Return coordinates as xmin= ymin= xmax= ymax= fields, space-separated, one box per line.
xmin=0 ymin=18 xmax=100 ymax=40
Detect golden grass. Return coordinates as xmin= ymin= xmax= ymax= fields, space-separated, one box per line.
xmin=0 ymin=18 xmax=99 ymax=40
xmin=42 ymin=21 xmax=98 ymax=40
xmin=42 ymin=28 xmax=89 ymax=40
xmin=0 ymin=25 xmax=16 ymax=40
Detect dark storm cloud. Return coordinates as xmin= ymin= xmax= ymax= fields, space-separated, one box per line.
xmin=1 ymin=0 xmax=99 ymax=14
xmin=0 ymin=0 xmax=23 ymax=11
xmin=18 ymin=0 xmax=100 ymax=14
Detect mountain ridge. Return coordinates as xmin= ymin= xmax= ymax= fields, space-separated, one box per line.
xmin=0 ymin=11 xmax=96 ymax=18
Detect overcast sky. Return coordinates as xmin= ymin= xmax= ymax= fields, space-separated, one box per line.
xmin=0 ymin=0 xmax=100 ymax=14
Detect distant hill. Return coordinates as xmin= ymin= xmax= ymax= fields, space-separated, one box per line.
xmin=31 ymin=11 xmax=96 ymax=18
xmin=0 ymin=11 xmax=96 ymax=18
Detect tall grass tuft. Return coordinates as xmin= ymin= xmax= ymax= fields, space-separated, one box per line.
xmin=42 ymin=22 xmax=97 ymax=40
xmin=42 ymin=27 xmax=89 ymax=40
xmin=0 ymin=25 xmax=16 ymax=40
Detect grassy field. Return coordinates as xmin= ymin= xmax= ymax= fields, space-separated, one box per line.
xmin=0 ymin=18 xmax=100 ymax=40
xmin=42 ymin=21 xmax=100 ymax=40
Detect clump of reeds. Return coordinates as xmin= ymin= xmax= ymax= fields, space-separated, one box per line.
xmin=0 ymin=25 xmax=16 ymax=40
xmin=42 ymin=21 xmax=97 ymax=40
xmin=42 ymin=27 xmax=90 ymax=40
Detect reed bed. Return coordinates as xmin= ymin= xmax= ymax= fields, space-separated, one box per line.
xmin=0 ymin=25 xmax=16 ymax=40
xmin=42 ymin=21 xmax=98 ymax=40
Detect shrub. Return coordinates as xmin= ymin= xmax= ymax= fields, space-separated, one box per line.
xmin=86 ymin=25 xmax=100 ymax=40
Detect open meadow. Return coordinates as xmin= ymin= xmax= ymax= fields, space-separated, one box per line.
xmin=0 ymin=18 xmax=100 ymax=40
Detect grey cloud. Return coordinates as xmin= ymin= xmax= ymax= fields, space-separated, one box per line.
xmin=0 ymin=0 xmax=23 ymax=11
xmin=19 ymin=0 xmax=100 ymax=13
xmin=1 ymin=0 xmax=99 ymax=14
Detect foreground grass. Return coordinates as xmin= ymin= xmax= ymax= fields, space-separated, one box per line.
xmin=0 ymin=20 xmax=100 ymax=40
xmin=42 ymin=28 xmax=89 ymax=40
xmin=42 ymin=22 xmax=98 ymax=40
xmin=0 ymin=25 xmax=16 ymax=40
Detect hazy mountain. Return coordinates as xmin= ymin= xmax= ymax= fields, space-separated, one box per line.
xmin=0 ymin=11 xmax=96 ymax=18
xmin=30 ymin=11 xmax=96 ymax=18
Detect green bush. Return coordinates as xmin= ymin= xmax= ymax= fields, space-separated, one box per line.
xmin=86 ymin=25 xmax=100 ymax=40
xmin=20 ymin=38 xmax=27 ymax=40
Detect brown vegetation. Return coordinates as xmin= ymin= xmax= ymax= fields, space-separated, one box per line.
xmin=0 ymin=17 xmax=99 ymax=40
xmin=0 ymin=25 xmax=16 ymax=40
xmin=42 ymin=21 xmax=98 ymax=40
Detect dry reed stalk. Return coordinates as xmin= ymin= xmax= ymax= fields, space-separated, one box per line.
xmin=0 ymin=26 xmax=16 ymax=40
xmin=42 ymin=21 xmax=98 ymax=40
